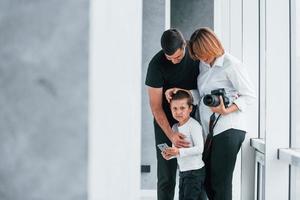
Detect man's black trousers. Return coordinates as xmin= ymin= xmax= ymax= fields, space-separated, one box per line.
xmin=154 ymin=121 xmax=177 ymax=200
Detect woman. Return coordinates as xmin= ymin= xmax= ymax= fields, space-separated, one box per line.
xmin=165 ymin=27 xmax=256 ymax=200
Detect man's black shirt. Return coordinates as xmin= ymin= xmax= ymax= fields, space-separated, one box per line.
xmin=145 ymin=49 xmax=199 ymax=126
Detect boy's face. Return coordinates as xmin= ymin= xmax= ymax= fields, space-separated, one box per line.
xmin=170 ymin=98 xmax=192 ymax=124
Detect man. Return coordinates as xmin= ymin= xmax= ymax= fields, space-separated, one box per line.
xmin=145 ymin=29 xmax=199 ymax=200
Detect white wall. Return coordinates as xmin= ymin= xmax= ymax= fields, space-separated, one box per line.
xmin=88 ymin=0 xmax=142 ymax=199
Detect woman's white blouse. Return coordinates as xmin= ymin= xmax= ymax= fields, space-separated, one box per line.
xmin=197 ymin=53 xmax=256 ymax=137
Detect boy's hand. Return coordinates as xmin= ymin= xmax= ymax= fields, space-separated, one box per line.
xmin=161 ymin=151 xmax=173 ymax=160
xmin=164 ymin=147 xmax=179 ymax=156
xmin=161 ymin=148 xmax=178 ymax=160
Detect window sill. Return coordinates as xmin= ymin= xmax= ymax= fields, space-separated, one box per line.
xmin=278 ymin=148 xmax=300 ymax=167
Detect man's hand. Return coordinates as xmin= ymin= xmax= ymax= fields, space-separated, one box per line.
xmin=170 ymin=133 xmax=190 ymax=148
xmin=165 ymin=88 xmax=180 ymax=103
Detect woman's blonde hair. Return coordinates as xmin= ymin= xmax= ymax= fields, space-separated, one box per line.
xmin=188 ymin=27 xmax=224 ymax=61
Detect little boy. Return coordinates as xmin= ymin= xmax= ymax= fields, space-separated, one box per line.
xmin=162 ymin=90 xmax=205 ymax=200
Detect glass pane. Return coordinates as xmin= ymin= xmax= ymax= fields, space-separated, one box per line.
xmin=257 ymin=163 xmax=265 ymax=200
xmin=291 ymin=166 xmax=300 ymax=200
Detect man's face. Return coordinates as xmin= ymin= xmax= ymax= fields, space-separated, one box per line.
xmin=165 ymin=47 xmax=185 ymax=64
xmin=170 ymin=99 xmax=192 ymax=124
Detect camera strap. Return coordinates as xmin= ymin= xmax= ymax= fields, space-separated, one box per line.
xmin=203 ymin=113 xmax=221 ymax=163
xmin=209 ymin=113 xmax=221 ymax=135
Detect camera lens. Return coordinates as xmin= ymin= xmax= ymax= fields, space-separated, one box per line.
xmin=203 ymin=94 xmax=220 ymax=107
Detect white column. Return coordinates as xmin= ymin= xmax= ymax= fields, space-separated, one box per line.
xmin=242 ymin=0 xmax=259 ymax=199
xmin=229 ymin=0 xmax=243 ymax=199
xmin=88 ymin=0 xmax=142 ymax=199
xmin=264 ymin=0 xmax=290 ymax=199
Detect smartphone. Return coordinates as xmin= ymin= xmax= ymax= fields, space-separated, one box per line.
xmin=157 ymin=143 xmax=176 ymax=160
xmin=157 ymin=143 xmax=170 ymax=152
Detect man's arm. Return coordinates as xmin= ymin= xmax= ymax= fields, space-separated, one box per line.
xmin=148 ymin=87 xmax=189 ymax=147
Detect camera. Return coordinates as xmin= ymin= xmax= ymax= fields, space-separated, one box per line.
xmin=203 ymin=88 xmax=230 ymax=108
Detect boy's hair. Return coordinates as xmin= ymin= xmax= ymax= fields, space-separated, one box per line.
xmin=170 ymin=90 xmax=193 ymax=106
xmin=161 ymin=28 xmax=186 ymax=55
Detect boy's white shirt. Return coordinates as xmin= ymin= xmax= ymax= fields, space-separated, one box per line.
xmin=172 ymin=117 xmax=205 ymax=172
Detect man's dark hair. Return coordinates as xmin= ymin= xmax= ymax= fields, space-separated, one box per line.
xmin=161 ymin=28 xmax=185 ymax=55
xmin=170 ymin=90 xmax=193 ymax=106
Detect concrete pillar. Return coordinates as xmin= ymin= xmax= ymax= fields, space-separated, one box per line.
xmin=0 ymin=1 xmax=89 ymax=200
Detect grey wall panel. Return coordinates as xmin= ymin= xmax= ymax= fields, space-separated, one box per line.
xmin=171 ymin=0 xmax=214 ymax=39
xmin=141 ymin=0 xmax=165 ymax=190
xmin=0 ymin=1 xmax=88 ymax=199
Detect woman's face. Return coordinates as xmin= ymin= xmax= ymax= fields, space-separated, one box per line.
xmin=196 ymin=54 xmax=215 ymax=65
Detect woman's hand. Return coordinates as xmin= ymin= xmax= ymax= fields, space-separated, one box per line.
xmin=210 ymin=96 xmax=239 ymax=115
xmin=210 ymin=96 xmax=228 ymax=115
xmin=165 ymin=88 xmax=180 ymax=103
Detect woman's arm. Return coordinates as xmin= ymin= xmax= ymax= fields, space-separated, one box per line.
xmin=227 ymin=62 xmax=256 ymax=112
xmin=209 ymin=62 xmax=256 ymax=115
